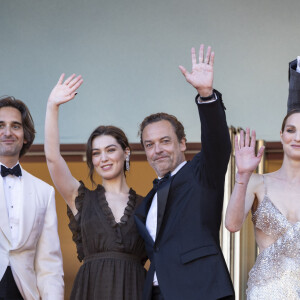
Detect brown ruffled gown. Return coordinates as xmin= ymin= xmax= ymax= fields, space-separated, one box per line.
xmin=67 ymin=182 xmax=147 ymax=300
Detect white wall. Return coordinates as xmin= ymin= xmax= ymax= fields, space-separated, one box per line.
xmin=1 ymin=0 xmax=300 ymax=143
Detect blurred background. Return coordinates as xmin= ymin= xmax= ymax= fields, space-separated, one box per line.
xmin=1 ymin=0 xmax=300 ymax=143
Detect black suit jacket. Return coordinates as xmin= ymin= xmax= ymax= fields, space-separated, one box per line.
xmin=135 ymin=91 xmax=235 ymax=300
xmin=288 ymin=59 xmax=300 ymax=112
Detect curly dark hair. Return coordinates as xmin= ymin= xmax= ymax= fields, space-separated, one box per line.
xmin=0 ymin=96 xmax=35 ymax=157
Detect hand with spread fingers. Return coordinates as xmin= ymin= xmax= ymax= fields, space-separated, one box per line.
xmin=179 ymin=44 xmax=214 ymax=97
xmin=235 ymin=128 xmax=265 ymax=175
xmin=48 ymin=73 xmax=83 ymax=106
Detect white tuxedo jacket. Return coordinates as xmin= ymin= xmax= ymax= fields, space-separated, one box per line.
xmin=0 ymin=167 xmax=64 ymax=300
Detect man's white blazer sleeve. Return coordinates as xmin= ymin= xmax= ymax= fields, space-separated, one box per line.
xmin=34 ymin=187 xmax=64 ymax=300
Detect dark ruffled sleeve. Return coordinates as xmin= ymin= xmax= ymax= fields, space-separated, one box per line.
xmin=67 ymin=181 xmax=86 ymax=262
xmin=120 ymin=188 xmax=136 ymax=225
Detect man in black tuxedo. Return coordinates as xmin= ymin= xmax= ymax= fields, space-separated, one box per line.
xmin=135 ymin=44 xmax=235 ymax=300
xmin=288 ymin=57 xmax=300 ymax=112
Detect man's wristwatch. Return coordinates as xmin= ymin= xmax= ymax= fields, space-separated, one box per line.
xmin=199 ymin=91 xmax=217 ymax=101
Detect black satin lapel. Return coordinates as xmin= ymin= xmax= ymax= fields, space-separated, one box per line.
xmin=134 ymin=215 xmax=155 ymax=246
xmin=134 ymin=189 xmax=156 ymax=246
xmin=156 ymin=178 xmax=171 ymax=237
xmin=135 ymin=189 xmax=156 ymax=223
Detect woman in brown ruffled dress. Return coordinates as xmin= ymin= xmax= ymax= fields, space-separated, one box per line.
xmin=44 ymin=74 xmax=147 ymax=300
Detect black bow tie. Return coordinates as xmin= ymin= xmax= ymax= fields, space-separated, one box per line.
xmin=1 ymin=164 xmax=22 ymax=177
xmin=153 ymin=172 xmax=171 ymax=191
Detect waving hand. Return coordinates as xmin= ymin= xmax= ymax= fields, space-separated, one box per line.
xmin=235 ymin=128 xmax=265 ymax=174
xmin=179 ymin=44 xmax=214 ymax=97
xmin=48 ymin=73 xmax=83 ymax=106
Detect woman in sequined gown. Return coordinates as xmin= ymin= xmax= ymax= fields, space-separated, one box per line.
xmin=226 ymin=124 xmax=300 ymax=300
xmin=225 ymin=61 xmax=300 ymax=300
xmin=44 ymin=74 xmax=147 ymax=300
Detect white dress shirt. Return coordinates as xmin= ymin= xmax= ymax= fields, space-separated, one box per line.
xmin=1 ymin=162 xmax=22 ymax=248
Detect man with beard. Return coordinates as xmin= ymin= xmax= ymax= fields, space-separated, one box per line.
xmin=0 ymin=97 xmax=64 ymax=299
xmin=135 ymin=44 xmax=234 ymax=300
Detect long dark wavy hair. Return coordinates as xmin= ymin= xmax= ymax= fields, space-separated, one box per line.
xmin=86 ymin=125 xmax=130 ymax=185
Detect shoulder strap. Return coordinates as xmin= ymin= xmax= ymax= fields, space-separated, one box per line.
xmin=262 ymin=174 xmax=267 ymax=195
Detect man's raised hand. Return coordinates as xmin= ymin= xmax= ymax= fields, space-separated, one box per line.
xmin=179 ymin=44 xmax=214 ymax=97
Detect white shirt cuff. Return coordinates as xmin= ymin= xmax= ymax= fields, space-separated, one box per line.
xmin=197 ymin=92 xmax=218 ymax=104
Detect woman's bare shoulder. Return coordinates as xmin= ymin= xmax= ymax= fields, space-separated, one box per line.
xmin=249 ymin=171 xmax=279 ymax=198
xmin=249 ymin=173 xmax=264 ymax=190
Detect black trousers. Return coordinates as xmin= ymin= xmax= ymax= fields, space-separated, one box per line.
xmin=152 ymin=286 xmax=164 ymax=300
xmin=0 ymin=267 xmax=23 ymax=300
xmin=151 ymin=286 xmax=234 ymax=300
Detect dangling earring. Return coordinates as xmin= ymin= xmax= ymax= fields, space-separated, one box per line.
xmin=126 ymin=154 xmax=130 ymax=171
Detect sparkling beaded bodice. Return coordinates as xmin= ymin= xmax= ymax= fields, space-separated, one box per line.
xmin=252 ymin=195 xmax=298 ymax=239
xmin=252 ymin=194 xmax=300 ymax=258
xmin=247 ymin=176 xmax=300 ymax=300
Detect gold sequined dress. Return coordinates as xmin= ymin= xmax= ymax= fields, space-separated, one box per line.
xmin=247 ymin=176 xmax=300 ymax=299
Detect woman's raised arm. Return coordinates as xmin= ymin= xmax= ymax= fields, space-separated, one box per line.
xmin=44 ymin=74 xmax=83 ymax=215
xmin=225 ymin=128 xmax=265 ymax=232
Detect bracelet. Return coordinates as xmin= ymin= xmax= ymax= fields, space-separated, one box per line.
xmin=235 ymin=180 xmax=244 ymax=185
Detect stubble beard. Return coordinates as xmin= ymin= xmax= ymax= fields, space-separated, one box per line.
xmin=0 ymin=144 xmax=22 ymax=158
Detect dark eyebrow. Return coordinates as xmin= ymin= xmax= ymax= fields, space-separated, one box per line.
xmin=144 ymin=136 xmax=171 ymax=144
xmin=0 ymin=121 xmax=22 ymax=126
xmin=91 ymin=144 xmax=118 ymax=151
xmin=143 ymin=139 xmax=153 ymax=144
xmin=105 ymin=144 xmax=118 ymax=149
